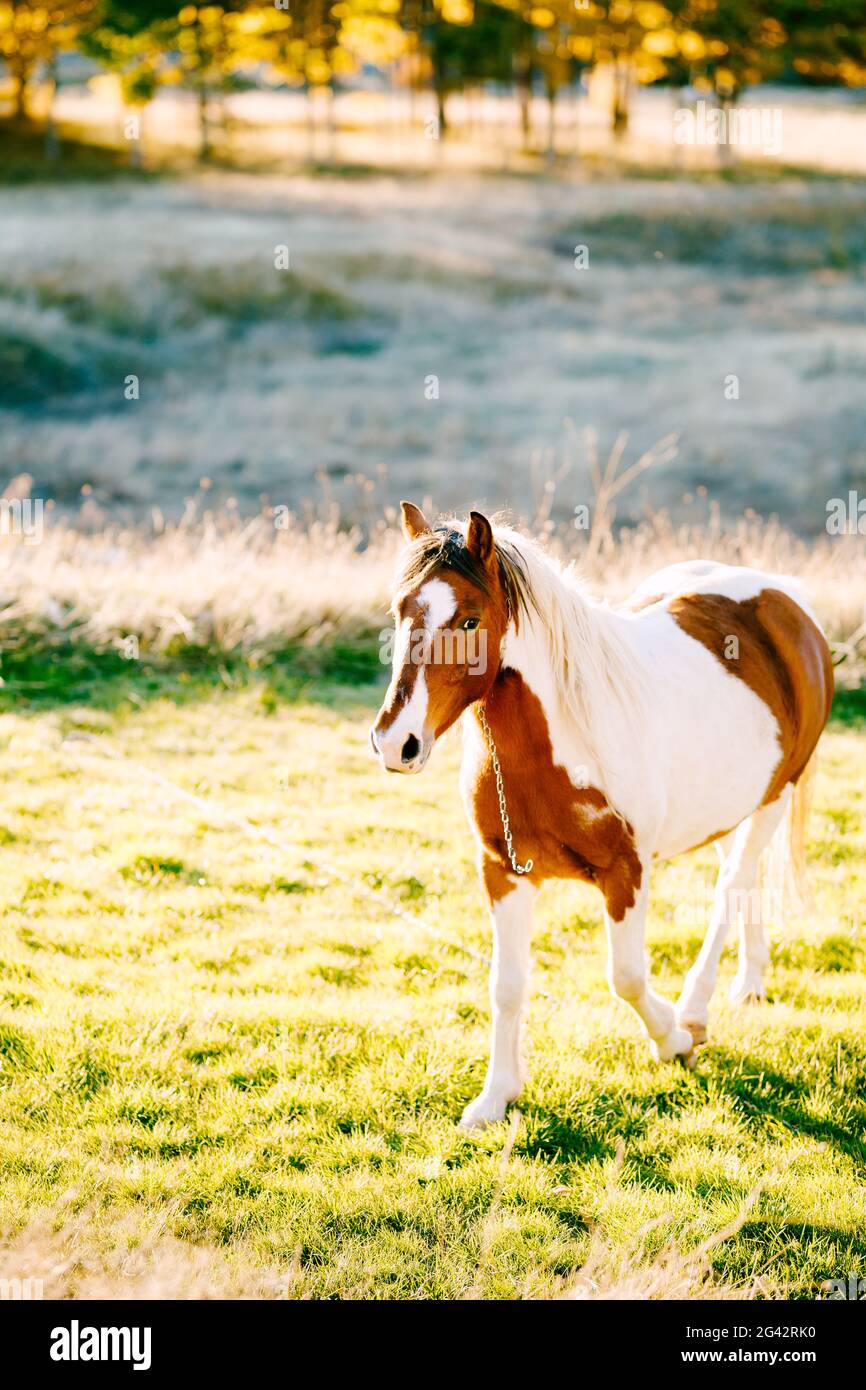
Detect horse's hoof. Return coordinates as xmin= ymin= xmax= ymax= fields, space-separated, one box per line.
xmin=676 ymin=1047 xmax=699 ymax=1070
xmin=680 ymin=1020 xmax=707 ymax=1049
xmin=650 ymin=1025 xmax=695 ymax=1063
xmin=729 ymin=975 xmax=766 ymax=1006
xmin=459 ymin=1096 xmax=508 ymax=1131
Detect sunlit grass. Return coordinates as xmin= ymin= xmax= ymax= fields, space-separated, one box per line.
xmin=0 ymin=677 xmax=863 ymax=1298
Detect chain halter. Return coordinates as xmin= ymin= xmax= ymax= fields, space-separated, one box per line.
xmin=476 ymin=703 xmax=533 ymax=877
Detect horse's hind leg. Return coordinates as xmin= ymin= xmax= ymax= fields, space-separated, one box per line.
xmin=676 ymin=795 xmax=788 ymax=1042
xmin=729 ymin=792 xmax=790 ymax=1005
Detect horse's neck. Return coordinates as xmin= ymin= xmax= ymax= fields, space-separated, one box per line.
xmin=495 ymin=612 xmax=600 ymax=776
xmin=495 ymin=599 xmax=645 ymax=781
xmin=500 ymin=615 xmax=559 ymax=710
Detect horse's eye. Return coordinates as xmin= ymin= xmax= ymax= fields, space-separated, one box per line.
xmin=462 ymin=617 xmax=480 ymax=631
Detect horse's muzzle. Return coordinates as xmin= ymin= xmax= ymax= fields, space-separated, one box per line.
xmin=369 ymin=725 xmax=431 ymax=774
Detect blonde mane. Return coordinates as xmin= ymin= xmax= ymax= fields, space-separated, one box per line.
xmin=490 ymin=524 xmax=645 ymax=764
xmin=396 ymin=515 xmax=645 ymax=765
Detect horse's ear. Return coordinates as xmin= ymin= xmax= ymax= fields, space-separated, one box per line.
xmin=466 ymin=510 xmax=495 ymax=567
xmin=400 ymin=501 xmax=431 ymax=542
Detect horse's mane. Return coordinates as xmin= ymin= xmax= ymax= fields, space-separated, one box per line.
xmin=397 ymin=519 xmax=644 ymax=765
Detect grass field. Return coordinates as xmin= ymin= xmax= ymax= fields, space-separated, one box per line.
xmin=3 ymin=159 xmax=866 ymax=530
xmin=1 ymin=660 xmax=864 ymax=1299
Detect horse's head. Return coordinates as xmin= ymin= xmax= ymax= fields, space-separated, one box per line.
xmin=370 ymin=502 xmax=515 ymax=773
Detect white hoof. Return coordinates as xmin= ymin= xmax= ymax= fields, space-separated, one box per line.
xmin=459 ymin=1093 xmax=511 ymax=1131
xmin=650 ymin=1024 xmax=696 ymax=1064
xmin=729 ymin=971 xmax=766 ymax=1006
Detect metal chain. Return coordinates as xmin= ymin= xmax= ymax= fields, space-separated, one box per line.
xmin=476 ymin=704 xmax=534 ymax=877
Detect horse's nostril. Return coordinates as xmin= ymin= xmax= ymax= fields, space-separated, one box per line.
xmin=401 ymin=734 xmax=420 ymax=764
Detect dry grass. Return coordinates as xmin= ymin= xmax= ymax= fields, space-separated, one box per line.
xmin=0 ymin=1184 xmax=773 ymax=1301
xmin=0 ymin=1206 xmax=292 ymax=1300
xmin=1 ymin=463 xmax=864 ymax=684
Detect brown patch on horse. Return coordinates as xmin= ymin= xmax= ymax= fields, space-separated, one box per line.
xmin=472 ymin=670 xmax=642 ymax=921
xmin=418 ymin=570 xmax=508 ymax=740
xmin=669 ymin=588 xmax=833 ymax=804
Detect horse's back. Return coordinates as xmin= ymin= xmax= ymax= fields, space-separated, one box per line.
xmin=627 ymin=559 xmax=817 ymax=621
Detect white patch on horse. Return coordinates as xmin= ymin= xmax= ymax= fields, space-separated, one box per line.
xmin=418 ymin=577 xmax=457 ymax=630
xmin=378 ymin=614 xmax=429 ymax=745
xmin=384 ymin=665 xmax=428 ymax=744
xmin=630 ymin=560 xmax=817 ymax=623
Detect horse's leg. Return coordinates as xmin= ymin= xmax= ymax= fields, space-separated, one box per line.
xmin=460 ymin=873 xmax=536 ymax=1130
xmin=730 ymin=790 xmax=790 ymax=1005
xmin=676 ymin=796 xmax=788 ymax=1039
xmin=605 ymin=875 xmax=695 ymax=1062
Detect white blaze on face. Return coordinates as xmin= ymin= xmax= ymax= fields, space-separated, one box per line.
xmin=418 ymin=577 xmax=457 ymax=632
xmin=378 ymin=578 xmax=457 ymax=754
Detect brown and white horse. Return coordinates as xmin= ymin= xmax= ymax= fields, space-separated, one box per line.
xmin=371 ymin=503 xmax=833 ymax=1129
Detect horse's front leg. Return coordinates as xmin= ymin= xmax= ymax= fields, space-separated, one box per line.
xmin=460 ymin=869 xmax=537 ymax=1130
xmin=605 ymin=876 xmax=695 ymax=1063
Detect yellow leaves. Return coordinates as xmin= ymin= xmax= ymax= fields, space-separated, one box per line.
xmin=608 ymin=0 xmax=634 ymax=23
xmin=178 ymin=5 xmax=198 ymax=24
xmin=528 ymin=6 xmax=556 ymax=27
xmin=634 ymin=51 xmax=667 ymax=84
xmin=568 ymin=34 xmax=594 ymax=63
xmin=643 ymin=29 xmax=676 ymax=58
xmin=439 ymin=0 xmax=473 ymax=23
xmin=760 ymin=16 xmax=786 ymax=49
xmin=678 ymin=28 xmax=707 ymax=62
xmin=341 ymin=13 xmax=406 ymax=67
xmin=634 ymin=2 xmax=671 ymax=29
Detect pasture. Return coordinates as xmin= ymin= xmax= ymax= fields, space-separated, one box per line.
xmin=1 ymin=649 xmax=864 ymax=1299
xmin=2 ymin=120 xmax=866 ymax=1303
xmin=2 ymin=163 xmax=866 ymax=531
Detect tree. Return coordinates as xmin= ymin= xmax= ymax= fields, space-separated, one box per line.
xmin=82 ymin=2 xmax=254 ymax=160
xmin=0 ymin=0 xmax=94 ymax=120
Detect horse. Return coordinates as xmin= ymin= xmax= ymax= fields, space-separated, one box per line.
xmin=370 ymin=503 xmax=833 ymax=1130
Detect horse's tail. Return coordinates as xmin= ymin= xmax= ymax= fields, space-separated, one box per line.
xmin=760 ymin=757 xmax=817 ymax=922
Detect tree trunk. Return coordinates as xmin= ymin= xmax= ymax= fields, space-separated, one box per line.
xmin=304 ymin=78 xmax=315 ymax=163
xmin=44 ymin=59 xmax=59 ymax=162
xmin=719 ymin=95 xmax=737 ymax=166
xmin=128 ymin=109 xmax=143 ymax=169
xmin=612 ymin=63 xmax=630 ymax=138
xmin=436 ymin=86 xmax=447 ymax=136
xmin=198 ymin=85 xmax=211 ymax=160
xmin=11 ymin=63 xmax=32 ymax=121
xmin=546 ymin=86 xmax=556 ymax=161
xmin=325 ymin=81 xmax=336 ymax=163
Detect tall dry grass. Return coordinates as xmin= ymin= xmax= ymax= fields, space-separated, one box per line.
xmin=1 ymin=456 xmax=864 ymax=682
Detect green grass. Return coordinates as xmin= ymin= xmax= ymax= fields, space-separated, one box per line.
xmin=0 ymin=669 xmax=864 ymax=1298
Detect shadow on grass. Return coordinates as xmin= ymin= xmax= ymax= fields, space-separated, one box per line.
xmin=0 ymin=120 xmax=164 ymax=185
xmin=704 ymin=1047 xmax=866 ymax=1170
xmin=516 ymin=1037 xmax=866 ymax=1191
